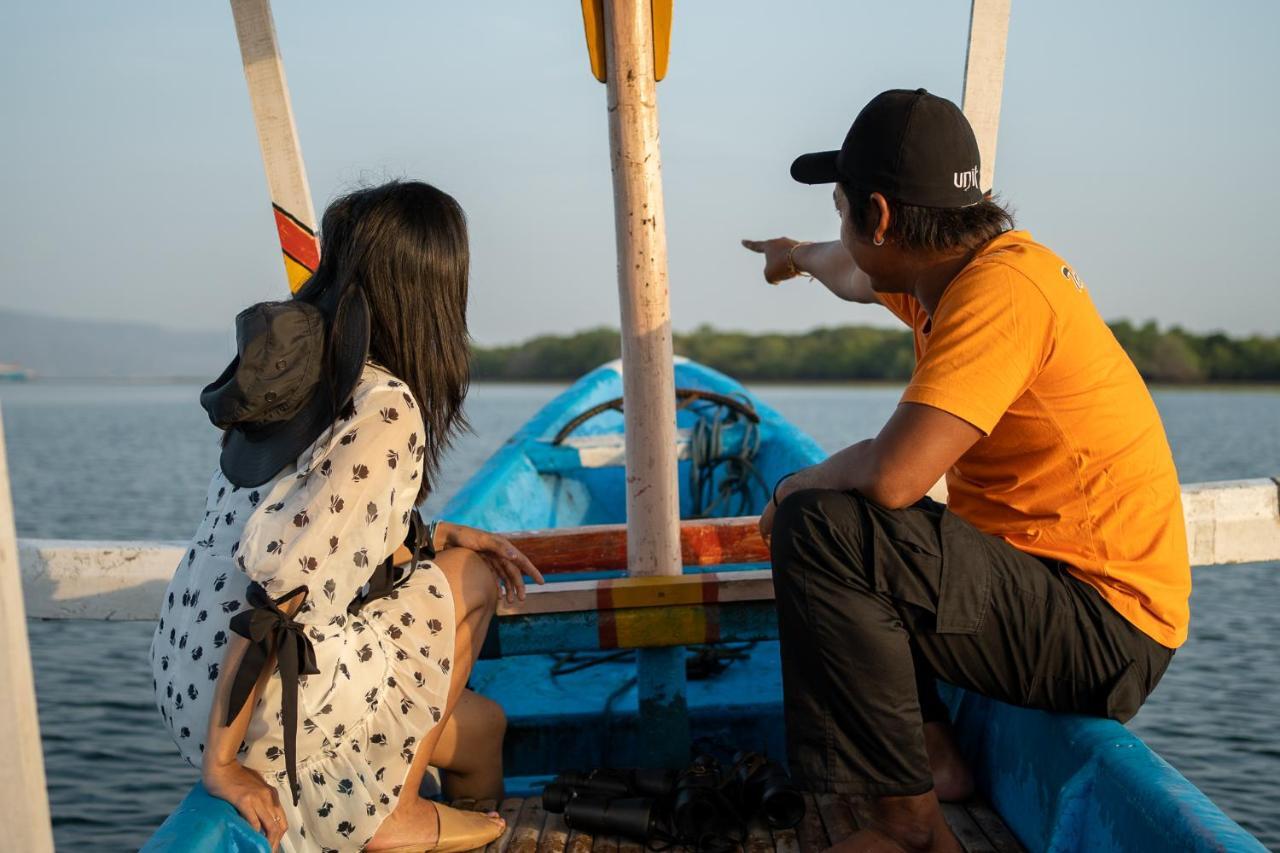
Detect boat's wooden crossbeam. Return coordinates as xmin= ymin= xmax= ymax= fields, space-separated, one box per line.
xmin=448 ymin=793 xmax=1024 ymax=853
xmin=504 ymin=516 xmax=768 ymax=575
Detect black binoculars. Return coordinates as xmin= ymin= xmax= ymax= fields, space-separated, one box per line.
xmin=541 ymin=752 xmax=803 ymax=846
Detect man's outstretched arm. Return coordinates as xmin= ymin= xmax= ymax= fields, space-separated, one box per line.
xmin=742 ymin=238 xmax=878 ymax=304
xmin=761 ymin=402 xmax=982 ymax=536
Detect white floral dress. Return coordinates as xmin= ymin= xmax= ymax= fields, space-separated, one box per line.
xmin=151 ymin=362 xmax=456 ymax=852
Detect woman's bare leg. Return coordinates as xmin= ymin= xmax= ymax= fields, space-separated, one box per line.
xmin=397 ymin=546 xmax=499 ymax=799
xmin=434 ymin=689 xmax=506 ymax=800
xmin=367 ymin=547 xmax=502 ymax=850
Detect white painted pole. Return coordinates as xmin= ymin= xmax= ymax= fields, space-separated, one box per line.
xmin=0 ymin=405 xmax=55 ymax=853
xmin=601 ymin=0 xmax=688 ymax=764
xmin=229 ymin=0 xmax=320 ymax=292
xmin=602 ymin=0 xmax=682 ymax=582
xmin=961 ymin=0 xmax=1012 ymax=193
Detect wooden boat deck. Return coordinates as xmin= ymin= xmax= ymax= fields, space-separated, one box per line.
xmin=451 ymin=793 xmax=1024 ymax=853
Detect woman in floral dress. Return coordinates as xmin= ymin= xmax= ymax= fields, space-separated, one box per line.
xmin=151 ymin=181 xmax=542 ymax=852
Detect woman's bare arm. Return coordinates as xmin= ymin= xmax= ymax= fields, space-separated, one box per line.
xmin=201 ymin=590 xmax=305 ymax=850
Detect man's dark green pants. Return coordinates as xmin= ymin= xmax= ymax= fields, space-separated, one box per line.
xmin=770 ymin=489 xmax=1175 ymax=796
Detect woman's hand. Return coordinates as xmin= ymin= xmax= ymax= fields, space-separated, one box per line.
xmin=741 ymin=237 xmax=804 ymax=284
xmin=203 ymin=759 xmax=288 ymax=850
xmin=440 ymin=522 xmax=545 ymax=603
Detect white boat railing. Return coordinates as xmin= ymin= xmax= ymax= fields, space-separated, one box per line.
xmin=14 ymin=477 xmax=1280 ymax=622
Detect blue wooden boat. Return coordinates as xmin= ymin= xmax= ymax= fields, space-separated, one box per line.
xmin=145 ymin=357 xmax=1264 ymax=851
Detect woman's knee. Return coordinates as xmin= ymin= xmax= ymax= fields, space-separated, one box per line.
xmin=471 ymin=692 xmax=507 ymax=740
xmin=436 ymin=547 xmax=499 ymax=613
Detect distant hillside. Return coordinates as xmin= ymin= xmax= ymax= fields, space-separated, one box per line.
xmin=0 ymin=310 xmax=231 ymax=379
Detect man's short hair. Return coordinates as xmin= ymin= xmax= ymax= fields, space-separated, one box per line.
xmin=840 ymin=181 xmax=1015 ymax=253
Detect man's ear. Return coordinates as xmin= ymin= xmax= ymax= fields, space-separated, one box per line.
xmin=869 ymin=192 xmax=891 ymax=244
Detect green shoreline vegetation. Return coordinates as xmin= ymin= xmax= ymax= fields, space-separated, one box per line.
xmin=471 ymin=321 xmax=1280 ymax=384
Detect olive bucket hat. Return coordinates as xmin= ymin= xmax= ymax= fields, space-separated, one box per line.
xmin=199 ymin=276 xmax=371 ymax=487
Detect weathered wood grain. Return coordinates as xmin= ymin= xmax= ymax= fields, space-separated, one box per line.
xmin=455 ymin=794 xmax=1021 ymax=853
xmin=795 ymin=793 xmax=830 ymax=852
xmin=943 ymin=803 xmax=995 ymax=852
xmin=487 ymin=797 xmax=527 ymax=853
xmin=965 ymin=801 xmax=1025 ymax=852
xmin=508 ymin=797 xmax=546 ymax=853
xmin=745 ymin=814 xmax=775 ymax=853
xmin=537 ymin=808 xmax=571 ymax=853
xmin=770 ymin=823 xmax=801 ymax=853
xmin=590 ymin=824 xmax=618 ymax=853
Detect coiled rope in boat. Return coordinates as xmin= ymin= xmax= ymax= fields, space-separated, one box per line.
xmin=685 ymin=392 xmax=767 ymax=519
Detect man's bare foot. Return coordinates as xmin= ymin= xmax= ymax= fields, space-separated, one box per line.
xmin=825 ymin=792 xmax=962 ymax=853
xmin=365 ymin=798 xmax=504 ymax=852
xmin=923 ymin=721 xmax=974 ymax=803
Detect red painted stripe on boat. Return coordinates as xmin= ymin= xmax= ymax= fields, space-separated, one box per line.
xmin=597 ymin=608 xmax=619 ymax=650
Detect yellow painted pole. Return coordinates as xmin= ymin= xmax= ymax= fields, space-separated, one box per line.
xmin=229 ymin=0 xmax=320 ymax=292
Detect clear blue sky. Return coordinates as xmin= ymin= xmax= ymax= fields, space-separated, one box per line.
xmin=3 ymin=1 xmax=1277 ymax=343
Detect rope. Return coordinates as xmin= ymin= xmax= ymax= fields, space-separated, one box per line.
xmin=687 ymin=393 xmax=767 ymax=519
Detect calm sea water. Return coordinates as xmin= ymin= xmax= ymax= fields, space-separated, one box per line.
xmin=2 ymin=380 xmax=1278 ymax=850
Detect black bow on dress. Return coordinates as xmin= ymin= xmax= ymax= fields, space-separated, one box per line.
xmin=226 ymin=582 xmax=319 ymax=806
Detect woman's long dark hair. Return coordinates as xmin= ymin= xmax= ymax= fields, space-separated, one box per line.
xmin=302 ymin=181 xmax=471 ymax=504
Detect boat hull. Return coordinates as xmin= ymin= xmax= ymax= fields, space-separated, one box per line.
xmin=143 ymin=358 xmax=1264 ymax=851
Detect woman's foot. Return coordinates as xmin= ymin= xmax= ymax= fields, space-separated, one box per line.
xmin=366 ymin=798 xmax=504 ymax=853
xmin=825 ymin=793 xmax=962 ymax=853
xmin=923 ymin=721 xmax=974 ymax=802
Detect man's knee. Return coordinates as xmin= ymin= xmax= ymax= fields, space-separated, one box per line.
xmin=774 ymin=488 xmax=867 ymax=550
xmin=771 ymin=488 xmax=870 ymax=582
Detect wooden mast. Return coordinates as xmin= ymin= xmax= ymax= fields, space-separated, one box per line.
xmin=0 ymin=406 xmax=55 ymax=853
xmin=588 ymin=0 xmax=689 ymax=764
xmin=229 ymin=0 xmax=320 ymax=292
xmin=961 ymin=0 xmax=1012 ymax=192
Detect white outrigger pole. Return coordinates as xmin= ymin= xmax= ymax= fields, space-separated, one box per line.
xmin=961 ymin=0 xmax=1013 ymax=193
xmin=583 ymin=0 xmax=691 ymax=758
xmin=583 ymin=0 xmax=690 ymax=764
xmin=0 ymin=407 xmax=54 ymax=852
xmin=229 ymin=0 xmax=320 ymax=293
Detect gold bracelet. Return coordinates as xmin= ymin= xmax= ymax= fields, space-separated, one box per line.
xmin=786 ymin=241 xmax=813 ymax=279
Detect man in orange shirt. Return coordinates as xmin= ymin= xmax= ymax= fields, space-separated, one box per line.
xmin=743 ymin=89 xmax=1189 ymax=853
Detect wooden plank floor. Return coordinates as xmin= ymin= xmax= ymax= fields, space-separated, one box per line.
xmin=450 ymin=793 xmax=1024 ymax=853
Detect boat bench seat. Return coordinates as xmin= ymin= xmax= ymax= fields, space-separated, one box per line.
xmin=487 ymin=517 xmax=781 ymax=656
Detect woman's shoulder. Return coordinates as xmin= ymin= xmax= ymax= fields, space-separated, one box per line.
xmin=353 ymin=360 xmax=420 ymax=413
xmin=294 ymin=362 xmax=423 ymax=472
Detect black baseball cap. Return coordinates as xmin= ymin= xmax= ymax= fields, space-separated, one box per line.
xmin=790 ymin=88 xmax=983 ymax=208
